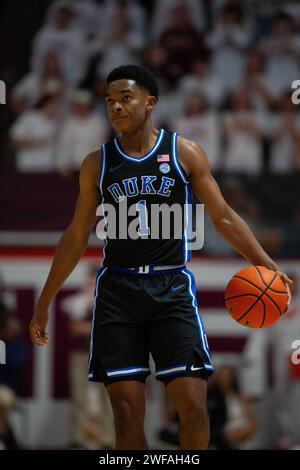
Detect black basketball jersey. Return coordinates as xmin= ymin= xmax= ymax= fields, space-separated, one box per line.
xmin=98 ymin=129 xmax=193 ymax=268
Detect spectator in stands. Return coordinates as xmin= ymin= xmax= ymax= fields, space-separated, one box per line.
xmin=0 ymin=386 xmax=20 ymax=450
xmin=0 ymin=307 xmax=28 ymax=397
xmin=211 ymin=0 xmax=254 ymax=33
xmin=10 ymin=94 xmax=61 ymax=172
xmin=92 ymin=75 xmax=108 ymax=116
xmin=268 ymin=275 xmax=300 ymax=449
xmin=258 ymin=12 xmax=300 ymax=94
xmin=144 ymin=44 xmax=183 ymax=127
xmin=268 ymin=91 xmax=300 ymax=173
xmin=47 ymin=0 xmax=99 ymax=38
xmin=282 ymin=0 xmax=300 ymax=32
xmin=207 ymin=374 xmax=227 ymax=449
xmin=151 ymin=0 xmax=205 ymax=40
xmin=178 ymin=55 xmax=225 ymax=109
xmin=56 ymin=90 xmax=107 ymax=173
xmin=158 ymin=2 xmax=205 ymax=86
xmin=96 ymin=6 xmax=144 ymax=78
xmin=288 ymin=205 xmax=300 ymax=257
xmin=174 ymin=92 xmax=220 ymax=171
xmin=207 ymin=3 xmax=250 ymax=92
xmin=151 ymin=87 xmax=184 ymax=130
xmin=143 ymin=44 xmax=170 ymax=90
xmin=203 ymin=177 xmax=259 ymax=257
xmin=12 ymin=52 xmax=66 ymax=115
xmin=98 ymin=0 xmax=146 ymax=47
xmin=222 ymin=177 xmax=262 ymax=227
xmin=222 ymin=88 xmax=264 ymax=174
xmin=243 ymin=49 xmax=279 ymax=111
xmin=31 ymin=5 xmax=96 ymax=87
xmin=222 ymin=177 xmax=286 ymax=261
xmin=215 ymin=364 xmax=258 ymax=449
xmin=61 ymin=265 xmax=115 ymax=449
xmin=0 ymin=273 xmax=15 ymax=323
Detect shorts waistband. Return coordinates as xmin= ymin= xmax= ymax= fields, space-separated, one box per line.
xmin=106 ymin=264 xmax=186 ymax=275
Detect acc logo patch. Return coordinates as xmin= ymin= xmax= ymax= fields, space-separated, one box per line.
xmin=159 ymin=163 xmax=170 ymax=174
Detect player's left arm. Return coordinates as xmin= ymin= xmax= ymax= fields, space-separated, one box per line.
xmin=178 ymin=137 xmax=293 ymax=285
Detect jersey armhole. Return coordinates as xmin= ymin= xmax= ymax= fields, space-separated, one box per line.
xmin=99 ymin=143 xmax=106 ymax=200
xmin=171 ymin=132 xmax=189 ymax=184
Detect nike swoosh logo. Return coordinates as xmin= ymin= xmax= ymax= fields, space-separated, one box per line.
xmin=191 ymin=365 xmax=205 ymax=371
xmin=109 ymin=163 xmax=125 ymax=173
xmin=171 ymin=284 xmax=185 ymax=292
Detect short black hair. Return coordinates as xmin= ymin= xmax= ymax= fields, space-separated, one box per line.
xmin=106 ymin=65 xmax=159 ymax=100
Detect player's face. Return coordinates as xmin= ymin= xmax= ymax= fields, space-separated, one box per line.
xmin=105 ymin=79 xmax=155 ymax=133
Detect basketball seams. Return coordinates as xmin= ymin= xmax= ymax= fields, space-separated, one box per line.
xmin=226 ymin=294 xmax=266 ymax=328
xmin=255 ymin=266 xmax=287 ymax=294
xmin=233 ymin=275 xmax=283 ymax=316
xmin=259 ymin=297 xmax=266 ymax=328
xmin=235 ymin=297 xmax=265 ymax=325
xmin=225 ymin=293 xmax=263 ymax=302
xmin=256 ymin=270 xmax=285 ymax=316
xmin=225 ymin=294 xmax=264 ymax=320
xmin=233 ymin=275 xmax=266 ymax=294
xmin=235 ymin=271 xmax=277 ymax=322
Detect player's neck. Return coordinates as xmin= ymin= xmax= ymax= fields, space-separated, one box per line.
xmin=119 ymin=123 xmax=159 ymax=157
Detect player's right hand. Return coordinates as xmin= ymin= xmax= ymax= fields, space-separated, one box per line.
xmin=29 ymin=307 xmax=50 ymax=346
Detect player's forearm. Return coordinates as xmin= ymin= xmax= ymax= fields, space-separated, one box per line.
xmin=37 ymin=226 xmax=89 ymax=308
xmin=214 ymin=207 xmax=279 ymax=271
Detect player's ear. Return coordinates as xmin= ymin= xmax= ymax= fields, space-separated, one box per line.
xmin=146 ymin=95 xmax=157 ymax=113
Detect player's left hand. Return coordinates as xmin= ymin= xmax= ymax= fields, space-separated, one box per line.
xmin=276 ymin=271 xmax=293 ymax=311
xmin=29 ymin=307 xmax=50 ymax=346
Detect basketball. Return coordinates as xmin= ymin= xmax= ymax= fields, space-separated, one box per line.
xmin=225 ymin=266 xmax=290 ymax=328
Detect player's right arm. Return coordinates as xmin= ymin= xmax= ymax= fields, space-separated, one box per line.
xmin=178 ymin=137 xmax=293 ymax=286
xmin=29 ymin=150 xmax=101 ymax=346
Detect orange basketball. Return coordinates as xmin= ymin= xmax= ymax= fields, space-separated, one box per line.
xmin=225 ymin=266 xmax=290 ymax=328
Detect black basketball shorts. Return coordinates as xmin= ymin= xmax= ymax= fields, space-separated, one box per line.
xmin=88 ymin=266 xmax=214 ymax=386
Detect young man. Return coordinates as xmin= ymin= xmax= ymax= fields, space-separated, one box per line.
xmin=30 ymin=65 xmax=292 ymax=450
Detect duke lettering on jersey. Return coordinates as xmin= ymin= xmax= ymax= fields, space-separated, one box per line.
xmin=107 ymin=176 xmax=175 ymax=202
xmin=99 ymin=129 xmax=193 ymax=268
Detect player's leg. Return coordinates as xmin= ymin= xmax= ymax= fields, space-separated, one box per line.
xmin=106 ymin=378 xmax=148 ymax=450
xmin=148 ymin=268 xmax=214 ymax=450
xmin=88 ymin=268 xmax=151 ymax=450
xmin=165 ymin=376 xmax=209 ymax=450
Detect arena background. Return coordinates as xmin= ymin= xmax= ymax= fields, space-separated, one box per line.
xmin=1 ymin=0 xmax=300 ymax=450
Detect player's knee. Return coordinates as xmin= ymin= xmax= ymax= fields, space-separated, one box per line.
xmin=177 ymin=398 xmax=209 ymax=429
xmin=109 ymin=392 xmax=144 ymax=427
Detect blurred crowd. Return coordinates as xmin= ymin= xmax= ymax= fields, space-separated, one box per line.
xmin=3 ymin=0 xmax=300 ymax=257
xmin=0 ymin=275 xmax=28 ymax=449
xmin=2 ymin=0 xmax=300 ymax=450
xmin=7 ymin=0 xmax=300 ymax=173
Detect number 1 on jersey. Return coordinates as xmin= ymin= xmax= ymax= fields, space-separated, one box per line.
xmin=136 ymin=199 xmax=150 ymax=236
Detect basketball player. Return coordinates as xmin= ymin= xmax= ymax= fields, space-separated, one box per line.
xmin=29 ymin=65 xmax=292 ymax=450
